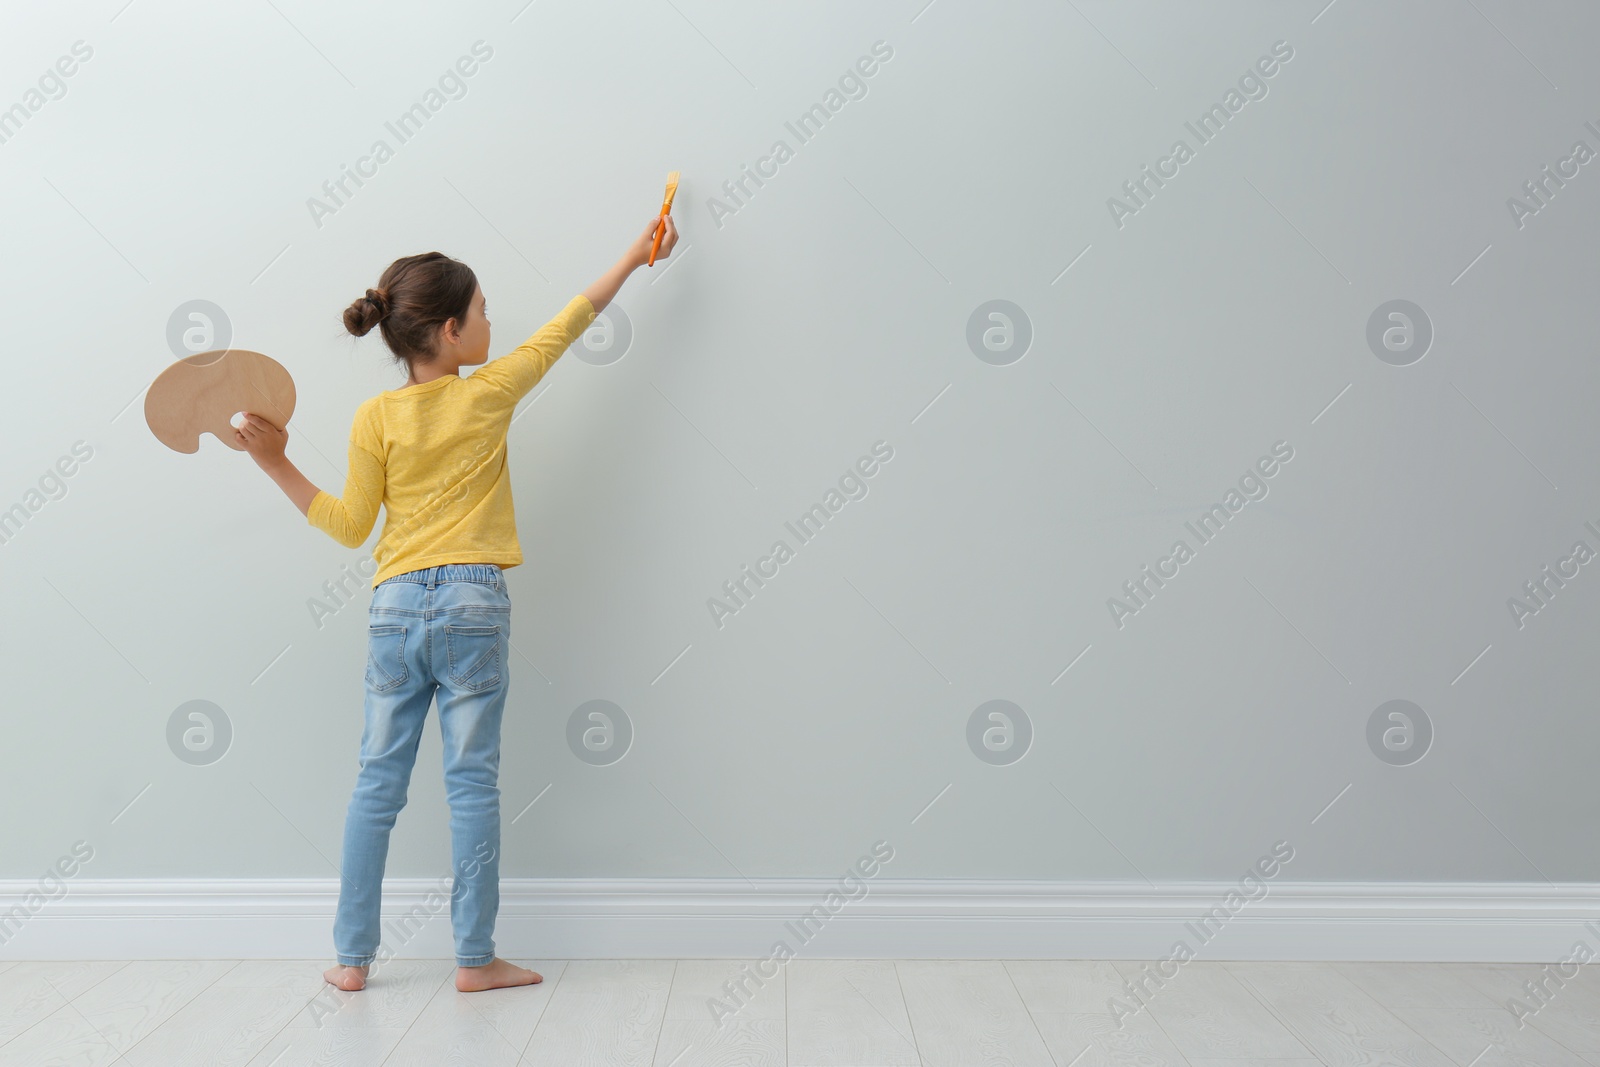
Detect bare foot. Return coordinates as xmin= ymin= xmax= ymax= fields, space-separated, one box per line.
xmin=456 ymin=957 xmax=542 ymax=992
xmin=324 ymin=964 xmax=369 ymax=991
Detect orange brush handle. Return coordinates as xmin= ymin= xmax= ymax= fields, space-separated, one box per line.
xmin=648 ymin=175 xmax=678 ymax=266
xmin=648 ymin=217 xmax=665 ymax=266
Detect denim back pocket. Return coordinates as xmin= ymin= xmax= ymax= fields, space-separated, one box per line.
xmin=445 ymin=623 xmax=502 ymax=692
xmin=366 ymin=623 xmax=409 ymax=693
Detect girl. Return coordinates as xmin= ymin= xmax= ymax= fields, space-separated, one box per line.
xmin=236 ymin=213 xmax=678 ymax=993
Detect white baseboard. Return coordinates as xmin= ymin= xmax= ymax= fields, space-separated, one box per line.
xmin=2 ymin=878 xmax=1597 ymax=962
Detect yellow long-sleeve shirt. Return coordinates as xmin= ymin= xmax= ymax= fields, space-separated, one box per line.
xmin=308 ymin=293 xmax=597 ymax=587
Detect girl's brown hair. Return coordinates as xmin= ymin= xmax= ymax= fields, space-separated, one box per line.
xmin=343 ymin=252 xmax=477 ymax=369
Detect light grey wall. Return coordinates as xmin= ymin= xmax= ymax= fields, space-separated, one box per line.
xmin=3 ymin=0 xmax=1597 ymax=887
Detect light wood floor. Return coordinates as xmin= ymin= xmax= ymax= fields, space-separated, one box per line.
xmin=0 ymin=956 xmax=1592 ymax=1066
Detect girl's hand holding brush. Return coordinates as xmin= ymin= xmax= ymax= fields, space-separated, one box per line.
xmin=629 ymin=214 xmax=678 ymax=268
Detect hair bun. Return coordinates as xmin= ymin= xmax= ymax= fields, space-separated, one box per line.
xmin=365 ymin=287 xmax=390 ymax=319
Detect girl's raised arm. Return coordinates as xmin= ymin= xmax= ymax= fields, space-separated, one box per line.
xmin=583 ymin=215 xmax=678 ymax=313
xmin=471 ymin=215 xmax=679 ymax=404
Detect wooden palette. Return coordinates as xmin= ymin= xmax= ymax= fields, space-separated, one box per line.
xmin=145 ymin=349 xmax=296 ymax=453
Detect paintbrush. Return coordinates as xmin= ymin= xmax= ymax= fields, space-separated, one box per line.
xmin=649 ymin=170 xmax=679 ymax=266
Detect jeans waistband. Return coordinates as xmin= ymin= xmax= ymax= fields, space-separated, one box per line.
xmin=378 ymin=564 xmax=502 ymax=589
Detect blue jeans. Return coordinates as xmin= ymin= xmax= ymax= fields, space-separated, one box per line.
xmin=333 ymin=563 xmax=510 ymax=968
